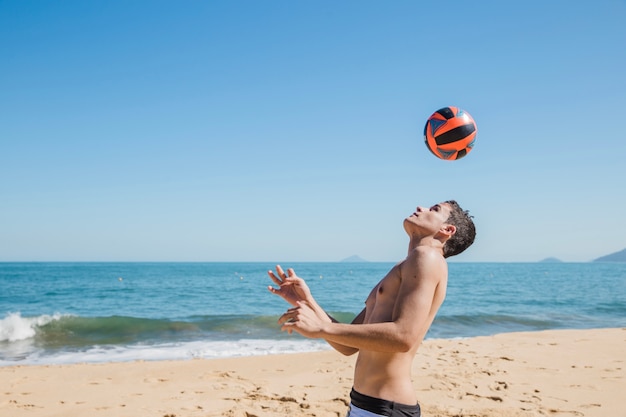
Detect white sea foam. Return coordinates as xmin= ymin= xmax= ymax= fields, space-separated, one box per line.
xmin=0 ymin=311 xmax=331 ymax=366
xmin=0 ymin=312 xmax=65 ymax=342
xmin=0 ymin=338 xmax=331 ymax=366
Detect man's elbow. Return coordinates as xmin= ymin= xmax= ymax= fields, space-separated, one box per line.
xmin=394 ymin=331 xmax=418 ymax=352
xmin=395 ymin=340 xmax=413 ymax=353
xmin=327 ymin=340 xmax=359 ymax=356
xmin=337 ymin=346 xmax=359 ymax=356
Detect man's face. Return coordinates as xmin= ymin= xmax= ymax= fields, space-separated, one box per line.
xmin=404 ymin=202 xmax=452 ymax=235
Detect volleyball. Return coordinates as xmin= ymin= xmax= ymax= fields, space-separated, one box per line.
xmin=424 ymin=106 xmax=477 ymax=160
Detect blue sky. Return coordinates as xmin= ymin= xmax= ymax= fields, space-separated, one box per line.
xmin=1 ymin=1 xmax=625 ymax=262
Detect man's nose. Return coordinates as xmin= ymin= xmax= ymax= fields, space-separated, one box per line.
xmin=416 ymin=206 xmax=426 ymax=212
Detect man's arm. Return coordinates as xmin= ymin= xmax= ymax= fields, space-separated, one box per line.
xmin=324 ymin=308 xmax=365 ymax=356
xmin=279 ymin=247 xmax=445 ymax=352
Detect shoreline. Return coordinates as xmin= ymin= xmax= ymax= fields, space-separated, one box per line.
xmin=1 ymin=328 xmax=624 ymax=417
xmin=2 ymin=324 xmax=620 ymax=368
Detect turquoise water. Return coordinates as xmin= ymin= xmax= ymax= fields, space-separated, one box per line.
xmin=1 ymin=262 xmax=624 ymax=365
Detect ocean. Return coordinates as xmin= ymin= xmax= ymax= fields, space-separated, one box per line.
xmin=1 ymin=262 xmax=624 ymax=366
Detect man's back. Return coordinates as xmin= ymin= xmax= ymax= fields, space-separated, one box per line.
xmin=353 ymin=246 xmax=448 ymax=404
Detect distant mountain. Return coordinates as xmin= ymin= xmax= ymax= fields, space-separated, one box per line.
xmin=593 ymin=248 xmax=626 ymax=262
xmin=539 ymin=257 xmax=563 ymax=263
xmin=340 ymin=255 xmax=368 ymax=263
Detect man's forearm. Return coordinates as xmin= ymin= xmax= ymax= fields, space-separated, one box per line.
xmin=306 ymin=301 xmax=360 ymax=355
xmin=320 ymin=321 xmax=414 ymax=353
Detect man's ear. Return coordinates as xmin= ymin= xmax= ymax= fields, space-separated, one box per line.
xmin=441 ymin=224 xmax=456 ymax=238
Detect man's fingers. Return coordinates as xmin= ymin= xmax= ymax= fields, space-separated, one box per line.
xmin=278 ymin=315 xmax=293 ymax=325
xmin=278 ymin=308 xmax=299 ymax=324
xmin=283 ymin=276 xmax=303 ymax=285
xmin=275 ymin=265 xmax=287 ymax=279
xmin=268 ymin=270 xmax=282 ymax=285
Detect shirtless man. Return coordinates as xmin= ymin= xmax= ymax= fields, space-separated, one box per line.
xmin=268 ymin=200 xmax=476 ymax=417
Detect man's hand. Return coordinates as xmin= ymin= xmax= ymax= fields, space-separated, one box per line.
xmin=278 ymin=301 xmax=326 ymax=338
xmin=267 ymin=265 xmax=313 ymax=306
xmin=268 ymin=265 xmax=357 ymax=355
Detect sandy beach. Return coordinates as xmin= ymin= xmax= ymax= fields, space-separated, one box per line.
xmin=1 ymin=328 xmax=624 ymax=417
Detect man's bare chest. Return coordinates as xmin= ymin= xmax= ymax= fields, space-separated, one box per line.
xmin=363 ymin=271 xmax=402 ymax=323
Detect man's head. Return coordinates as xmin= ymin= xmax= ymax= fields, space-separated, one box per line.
xmin=404 ymin=200 xmax=476 ymax=258
xmin=440 ymin=200 xmax=476 ymax=258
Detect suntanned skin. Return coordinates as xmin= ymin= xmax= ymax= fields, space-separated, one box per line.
xmin=268 ymin=202 xmax=455 ymax=405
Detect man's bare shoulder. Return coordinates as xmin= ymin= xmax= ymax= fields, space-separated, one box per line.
xmin=400 ymin=246 xmax=447 ymax=281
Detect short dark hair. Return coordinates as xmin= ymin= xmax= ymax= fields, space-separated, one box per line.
xmin=442 ymin=200 xmax=476 ymax=258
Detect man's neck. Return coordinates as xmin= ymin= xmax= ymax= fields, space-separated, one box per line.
xmin=407 ymin=236 xmax=445 ymax=257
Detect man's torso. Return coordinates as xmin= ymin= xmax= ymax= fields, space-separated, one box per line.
xmin=352 ymin=252 xmax=447 ymax=404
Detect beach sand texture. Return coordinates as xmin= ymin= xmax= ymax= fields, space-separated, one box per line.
xmin=1 ymin=328 xmax=624 ymax=417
